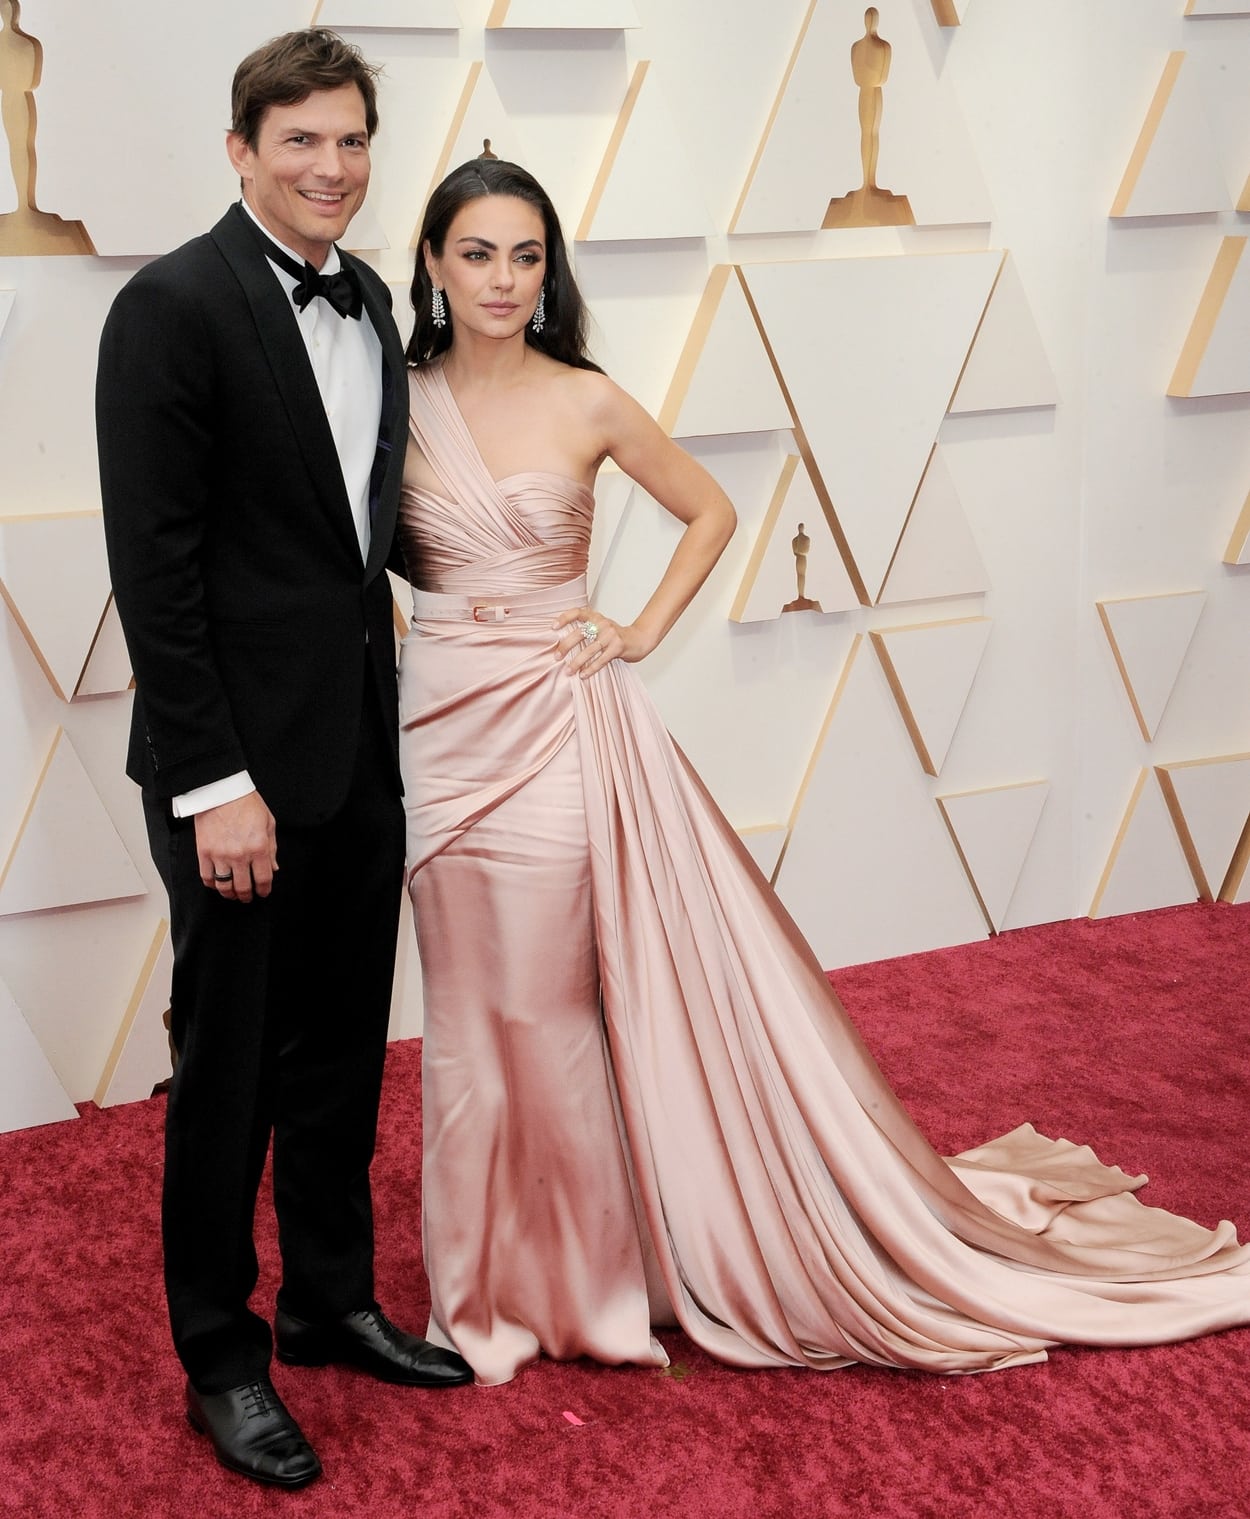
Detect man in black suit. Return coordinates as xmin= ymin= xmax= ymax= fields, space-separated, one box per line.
xmin=96 ymin=29 xmax=470 ymax=1489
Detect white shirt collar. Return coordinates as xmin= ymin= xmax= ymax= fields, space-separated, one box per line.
xmin=239 ymin=198 xmax=342 ymax=277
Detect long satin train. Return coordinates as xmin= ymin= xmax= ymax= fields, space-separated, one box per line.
xmin=400 ymin=360 xmax=1250 ymax=1386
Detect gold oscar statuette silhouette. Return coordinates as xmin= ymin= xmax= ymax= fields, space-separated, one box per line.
xmin=480 ymin=138 xmax=499 ymax=160
xmin=0 ymin=0 xmax=93 ymax=255
xmin=782 ymin=522 xmax=822 ymax=614
xmin=823 ymin=7 xmax=914 ymax=230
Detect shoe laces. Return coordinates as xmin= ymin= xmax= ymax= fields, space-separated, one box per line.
xmin=239 ymin=1381 xmax=279 ymax=1421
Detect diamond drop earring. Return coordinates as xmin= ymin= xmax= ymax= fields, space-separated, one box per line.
xmin=531 ymin=288 xmax=546 ymax=335
xmin=431 ymin=287 xmax=447 ymax=328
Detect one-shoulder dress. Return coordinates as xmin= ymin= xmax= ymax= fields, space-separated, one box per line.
xmin=398 ymin=361 xmax=1250 ymax=1387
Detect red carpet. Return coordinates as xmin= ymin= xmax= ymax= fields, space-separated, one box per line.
xmin=2 ymin=902 xmax=1248 ymax=1518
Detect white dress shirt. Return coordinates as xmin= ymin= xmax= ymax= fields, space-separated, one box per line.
xmin=171 ymin=203 xmax=385 ymax=819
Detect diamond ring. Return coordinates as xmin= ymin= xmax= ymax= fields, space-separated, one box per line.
xmin=579 ymin=620 xmax=599 ymax=644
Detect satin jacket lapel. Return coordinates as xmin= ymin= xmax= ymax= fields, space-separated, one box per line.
xmin=351 ymin=253 xmax=408 ymax=584
xmin=209 ymin=208 xmax=360 ymax=563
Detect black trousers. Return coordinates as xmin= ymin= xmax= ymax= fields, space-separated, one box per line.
xmin=143 ymin=686 xmax=405 ymax=1394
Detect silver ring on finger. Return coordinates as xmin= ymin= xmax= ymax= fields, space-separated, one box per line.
xmin=212 ymin=870 xmax=233 ymax=882
xmin=579 ymin=619 xmax=599 ymax=645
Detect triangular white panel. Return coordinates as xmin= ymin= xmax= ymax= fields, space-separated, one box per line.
xmin=1089 ymin=770 xmax=1197 ymax=918
xmin=938 ymin=781 xmax=1049 ymax=932
xmin=422 ymin=63 xmax=531 ymax=217
xmin=775 ymin=637 xmax=986 ymax=967
xmin=95 ymin=920 xmax=174 ymax=1107
xmin=1096 ymin=591 xmax=1204 ymax=741
xmin=1111 ymin=53 xmax=1231 ymax=218
xmin=1185 ymin=0 xmax=1250 ymax=14
xmin=733 ymin=0 xmax=992 ymax=233
xmin=878 ymin=448 xmax=990 ymax=605
xmin=0 ymin=513 xmax=113 ymax=701
xmin=0 ymin=729 xmax=147 ymax=916
xmin=588 ymin=471 xmax=637 ymax=601
xmin=1155 ymin=756 xmax=1250 ymax=900
xmin=75 ymin=594 xmax=133 ymax=698
xmin=1224 ymin=487 xmax=1250 ymax=566
xmin=948 ymin=254 xmax=1059 ymax=414
xmin=731 ymin=454 xmax=860 ymax=623
xmin=0 ymin=288 xmax=14 ymax=344
xmin=1169 ymin=237 xmax=1250 ymax=398
xmin=743 ymin=252 xmax=999 ymax=602
xmin=315 ymin=0 xmax=459 ymax=23
xmin=659 ymin=267 xmax=793 ymax=439
xmin=871 ymin=618 xmax=992 ymax=777
xmin=738 ymin=825 xmax=787 ymax=881
xmin=578 ymin=62 xmax=714 ymax=242
xmin=487 ymin=0 xmax=638 ymax=24
xmin=0 ymin=975 xmax=77 ymax=1134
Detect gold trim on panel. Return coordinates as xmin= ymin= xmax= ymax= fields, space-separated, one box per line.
xmin=729 ymin=453 xmax=798 ymax=623
xmin=1220 ymin=810 xmax=1250 ymax=901
xmin=875 ymin=445 xmax=934 ymax=597
xmin=1168 ymin=236 xmax=1247 ymax=397
xmin=870 ymin=617 xmax=988 ymax=777
xmin=576 ymin=60 xmax=648 ymax=242
xmin=657 ymin=265 xmax=732 ymax=435
xmin=1153 ymin=754 xmax=1250 ymax=902
xmin=1154 ymin=764 xmax=1216 ymax=900
xmin=93 ymin=917 xmax=169 ymax=1106
xmin=71 ymin=593 xmax=114 ymax=700
xmin=0 ymin=725 xmax=57 ymax=896
xmin=769 ymin=632 xmax=863 ymax=885
xmin=1095 ymin=600 xmax=1151 ymax=741
xmin=735 ymin=271 xmax=869 ymax=606
xmin=1110 ymin=52 xmax=1183 ymax=219
xmin=729 ymin=0 xmax=819 ymax=233
xmin=1088 ymin=768 xmax=1148 ymax=918
xmin=944 ymin=250 xmax=1006 ymax=414
xmin=930 ymin=0 xmax=961 ymax=23
xmin=936 ymin=797 xmax=995 ymax=934
xmin=1224 ymin=485 xmax=1250 ymax=565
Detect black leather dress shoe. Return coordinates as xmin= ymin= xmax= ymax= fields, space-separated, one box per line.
xmin=275 ymin=1304 xmax=474 ymax=1387
xmin=185 ymin=1376 xmax=321 ymax=1488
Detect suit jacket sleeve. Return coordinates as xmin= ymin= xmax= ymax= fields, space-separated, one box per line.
xmin=97 ymin=267 xmax=249 ymax=798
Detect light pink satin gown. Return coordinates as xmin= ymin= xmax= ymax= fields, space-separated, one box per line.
xmin=399 ymin=361 xmax=1250 ymax=1387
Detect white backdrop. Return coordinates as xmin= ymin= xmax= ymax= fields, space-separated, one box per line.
xmin=2 ymin=0 xmax=1249 ymax=1127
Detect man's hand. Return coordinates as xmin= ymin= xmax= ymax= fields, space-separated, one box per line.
xmin=195 ymin=792 xmax=278 ymax=902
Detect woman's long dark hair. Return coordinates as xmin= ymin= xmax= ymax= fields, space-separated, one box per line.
xmin=406 ymin=157 xmax=603 ymax=373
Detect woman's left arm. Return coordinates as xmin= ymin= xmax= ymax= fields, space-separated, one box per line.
xmin=555 ymin=377 xmax=736 ymax=677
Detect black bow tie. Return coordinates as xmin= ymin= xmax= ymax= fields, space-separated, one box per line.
xmin=247 ymin=217 xmax=363 ymax=320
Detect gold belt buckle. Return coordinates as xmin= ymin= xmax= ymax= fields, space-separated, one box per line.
xmin=472 ymin=603 xmax=508 ymax=622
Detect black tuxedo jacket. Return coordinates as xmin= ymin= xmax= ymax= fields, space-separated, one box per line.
xmin=97 ymin=206 xmax=408 ymax=826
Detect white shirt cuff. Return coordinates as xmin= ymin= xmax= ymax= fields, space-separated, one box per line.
xmin=171 ymin=771 xmax=256 ymax=818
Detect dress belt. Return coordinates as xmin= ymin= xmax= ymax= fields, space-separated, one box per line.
xmin=411 ymin=575 xmax=588 ymax=624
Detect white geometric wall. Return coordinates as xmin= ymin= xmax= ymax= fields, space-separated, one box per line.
xmin=2 ymin=0 xmax=1249 ymax=1131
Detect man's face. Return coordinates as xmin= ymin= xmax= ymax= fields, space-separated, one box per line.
xmin=227 ymin=84 xmax=371 ymax=267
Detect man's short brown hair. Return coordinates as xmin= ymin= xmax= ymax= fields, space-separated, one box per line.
xmin=231 ymin=28 xmax=380 ymax=148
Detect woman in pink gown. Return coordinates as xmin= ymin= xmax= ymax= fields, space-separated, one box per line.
xmin=398 ymin=158 xmax=1250 ymax=1388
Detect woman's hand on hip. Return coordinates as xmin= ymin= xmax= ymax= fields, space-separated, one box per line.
xmin=553 ymin=607 xmax=649 ymax=678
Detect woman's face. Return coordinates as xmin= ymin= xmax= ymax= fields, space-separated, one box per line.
xmin=425 ymin=194 xmax=547 ymax=341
